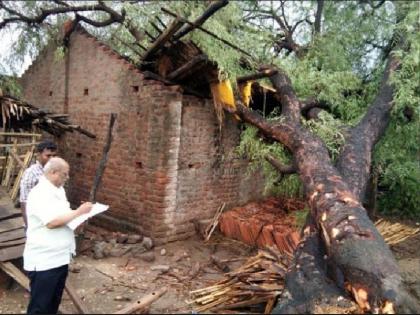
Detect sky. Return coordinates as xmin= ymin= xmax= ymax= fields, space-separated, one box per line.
xmin=0 ymin=28 xmax=32 ymax=76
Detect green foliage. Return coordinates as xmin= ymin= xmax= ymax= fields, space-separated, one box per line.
xmin=236 ymin=123 xmax=303 ymax=198
xmin=281 ymin=57 xmax=367 ymax=124
xmin=292 ymin=207 xmax=310 ymax=230
xmin=185 ymin=2 xmax=268 ymax=81
xmin=1 ymin=1 xmax=418 ymax=218
xmin=0 ymin=74 xmax=21 ymax=97
xmin=373 ymin=2 xmax=420 ymax=218
xmin=302 ymin=111 xmax=346 ymax=161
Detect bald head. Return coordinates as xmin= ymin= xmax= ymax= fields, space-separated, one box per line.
xmin=44 ymin=157 xmax=70 ymax=187
xmin=44 ymin=157 xmax=68 ymax=174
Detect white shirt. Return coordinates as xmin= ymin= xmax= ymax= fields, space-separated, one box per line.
xmin=23 ymin=176 xmax=75 ymax=271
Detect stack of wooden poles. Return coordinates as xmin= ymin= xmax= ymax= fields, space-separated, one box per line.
xmin=375 ymin=219 xmax=420 ymax=245
xmin=189 ymin=248 xmax=291 ymax=314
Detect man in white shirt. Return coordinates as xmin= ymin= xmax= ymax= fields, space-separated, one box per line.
xmin=24 ymin=157 xmax=92 ymax=314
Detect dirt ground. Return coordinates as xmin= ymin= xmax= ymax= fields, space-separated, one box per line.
xmin=1 ymin=224 xmax=419 ymax=314
xmin=0 ymin=233 xmax=257 ymax=314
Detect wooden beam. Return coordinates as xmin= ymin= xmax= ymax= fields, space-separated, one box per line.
xmin=0 ymin=217 xmax=24 ymax=233
xmin=142 ymin=17 xmax=184 ymax=61
xmin=142 ymin=71 xmax=207 ymax=98
xmin=0 ymin=261 xmax=29 ymax=290
xmin=0 ymin=142 xmax=39 ymax=148
xmin=0 ymin=261 xmax=86 ymax=315
xmin=46 ymin=114 xmax=70 ymax=119
xmin=0 ymin=132 xmax=42 ymax=137
xmin=77 ymin=113 xmax=116 ymax=248
xmin=113 ymin=287 xmax=167 ymax=314
xmin=166 ymin=54 xmax=208 ymax=81
xmin=0 ymin=228 xmax=25 ymax=243
xmin=150 ymin=21 xmax=163 ymax=35
xmin=0 ymin=205 xmax=21 ymax=220
xmin=7 ymin=149 xmax=25 ymax=169
xmin=145 ymin=30 xmax=156 ymax=42
xmin=161 ymin=7 xmax=253 ymax=58
xmin=10 ymin=148 xmax=34 ymax=201
xmin=68 ymin=125 xmax=96 ymax=139
xmin=156 ymin=16 xmax=167 ymax=29
xmin=0 ymin=238 xmax=25 ymax=248
xmin=64 ymin=281 xmax=90 ymax=314
xmin=89 ymin=113 xmax=117 ymax=203
xmin=0 ymin=244 xmax=24 ymax=262
xmin=173 ymin=0 xmax=229 ymax=40
xmin=236 ymin=69 xmax=278 ymax=84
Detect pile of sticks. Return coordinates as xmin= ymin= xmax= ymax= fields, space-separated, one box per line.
xmin=189 ymin=248 xmax=291 ymax=314
xmin=375 ymin=219 xmax=420 ymax=245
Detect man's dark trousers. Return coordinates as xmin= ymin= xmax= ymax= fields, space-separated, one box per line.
xmin=27 ymin=265 xmax=68 ymax=314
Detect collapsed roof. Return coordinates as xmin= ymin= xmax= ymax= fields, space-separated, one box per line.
xmin=62 ymin=2 xmax=281 ymax=115
xmin=0 ymin=92 xmax=95 ymax=138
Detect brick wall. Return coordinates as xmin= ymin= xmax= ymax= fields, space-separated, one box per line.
xmin=172 ymin=96 xmax=264 ymax=242
xmin=20 ymin=29 xmax=265 ymax=244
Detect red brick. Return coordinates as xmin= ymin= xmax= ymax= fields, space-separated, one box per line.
xmin=20 ymin=27 xmax=265 ymax=244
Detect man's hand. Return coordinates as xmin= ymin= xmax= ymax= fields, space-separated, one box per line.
xmin=46 ymin=202 xmax=93 ymax=229
xmin=77 ymin=202 xmax=93 ymax=215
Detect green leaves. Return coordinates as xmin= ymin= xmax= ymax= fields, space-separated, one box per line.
xmin=372 ymin=2 xmax=420 ymax=218
xmin=302 ymin=111 xmax=346 ymax=161
xmin=236 ymin=124 xmax=303 ymax=198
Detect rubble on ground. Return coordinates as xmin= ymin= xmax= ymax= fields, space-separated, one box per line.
xmin=79 ymin=225 xmax=153 ymax=259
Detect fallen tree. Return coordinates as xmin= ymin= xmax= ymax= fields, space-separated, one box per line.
xmin=225 ymin=41 xmax=419 ymax=315
xmin=1 ymin=1 xmax=418 ymax=312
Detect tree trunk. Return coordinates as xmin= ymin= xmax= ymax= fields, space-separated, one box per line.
xmin=336 ymin=58 xmax=399 ymax=201
xmin=230 ymin=58 xmax=420 ymax=313
xmin=273 ymin=216 xmax=356 ymax=314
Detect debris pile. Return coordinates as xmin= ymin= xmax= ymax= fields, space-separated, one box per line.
xmin=0 ymin=95 xmax=95 ymax=138
xmin=219 ymin=197 xmax=304 ymax=256
xmin=375 ymin=219 xmax=420 ymax=245
xmin=78 ymin=225 xmax=154 ymax=260
xmin=189 ymin=247 xmax=291 ymax=313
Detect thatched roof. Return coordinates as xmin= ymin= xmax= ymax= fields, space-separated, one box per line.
xmin=0 ymin=93 xmax=95 ymax=138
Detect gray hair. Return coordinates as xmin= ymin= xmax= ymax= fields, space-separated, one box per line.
xmin=43 ymin=157 xmax=68 ymax=175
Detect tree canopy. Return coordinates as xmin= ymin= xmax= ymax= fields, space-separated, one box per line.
xmin=0 ymin=0 xmax=418 ymax=219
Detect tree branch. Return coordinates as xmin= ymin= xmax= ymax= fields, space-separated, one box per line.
xmin=0 ymin=1 xmax=108 ymax=29
xmin=227 ymin=62 xmax=417 ymax=312
xmin=173 ymin=0 xmax=228 ymax=40
xmin=0 ymin=1 xmax=146 ymax=43
xmin=264 ymin=67 xmax=302 ymax=121
xmin=336 ymin=56 xmax=400 ymax=200
xmin=265 ymin=154 xmax=296 ymax=174
xmin=236 ymin=69 xmax=278 ymax=84
xmin=301 ymin=98 xmax=330 ymax=119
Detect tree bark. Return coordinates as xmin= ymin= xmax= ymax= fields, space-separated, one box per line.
xmin=230 ymin=61 xmax=420 ymax=313
xmin=336 ymin=57 xmax=399 ymax=201
xmin=273 ymin=216 xmax=355 ymax=314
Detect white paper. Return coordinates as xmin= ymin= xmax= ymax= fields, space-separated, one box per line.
xmin=67 ymin=203 xmax=109 ymax=230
